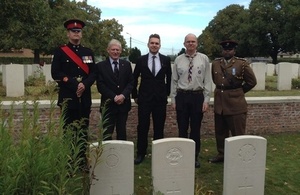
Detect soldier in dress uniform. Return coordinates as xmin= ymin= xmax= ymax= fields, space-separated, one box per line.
xmin=51 ymin=19 xmax=96 ymax=171
xmin=209 ymin=40 xmax=257 ymax=163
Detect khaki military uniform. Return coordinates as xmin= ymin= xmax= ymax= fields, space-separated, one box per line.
xmin=211 ymin=56 xmax=257 ymax=155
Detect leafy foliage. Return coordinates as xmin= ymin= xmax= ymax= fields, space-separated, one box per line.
xmin=0 ymin=101 xmax=89 ymax=194
xmin=0 ymin=0 xmax=128 ymax=63
xmin=177 ymin=48 xmax=185 ymax=56
xmin=199 ymin=1 xmax=300 ymax=63
xmin=129 ymin=47 xmax=142 ymax=63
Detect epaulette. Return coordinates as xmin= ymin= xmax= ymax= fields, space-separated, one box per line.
xmin=214 ymin=57 xmax=222 ymax=61
xmin=235 ymin=57 xmax=247 ymax=61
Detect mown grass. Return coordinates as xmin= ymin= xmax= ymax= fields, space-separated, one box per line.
xmin=1 ymin=72 xmax=300 ymax=194
xmin=134 ymin=133 xmax=300 ymax=195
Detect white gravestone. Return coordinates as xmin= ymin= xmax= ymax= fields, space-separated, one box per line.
xmin=291 ymin=63 xmax=299 ymax=78
xmin=6 ymin=64 xmax=25 ymax=97
xmin=152 ymin=138 xmax=195 ymax=195
xmin=266 ymin=63 xmax=275 ymax=76
xmin=24 ymin=64 xmax=33 ymax=80
xmin=223 ymin=135 xmax=267 ymax=195
xmin=42 ymin=64 xmax=52 ymax=83
xmin=251 ymin=62 xmax=266 ymax=90
xmin=32 ymin=64 xmax=41 ymax=77
xmin=277 ymin=62 xmax=293 ymax=90
xmin=89 ymin=140 xmax=134 ymax=195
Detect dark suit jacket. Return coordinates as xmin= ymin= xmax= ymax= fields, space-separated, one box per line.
xmin=96 ymin=58 xmax=133 ymax=112
xmin=51 ymin=43 xmax=96 ymax=109
xmin=132 ymin=53 xmax=171 ymax=105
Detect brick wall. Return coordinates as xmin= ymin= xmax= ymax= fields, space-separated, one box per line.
xmin=2 ymin=97 xmax=300 ymax=141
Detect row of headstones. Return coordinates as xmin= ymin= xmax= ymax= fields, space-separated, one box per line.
xmin=251 ymin=62 xmax=299 ymax=91
xmin=0 ymin=64 xmax=52 ymax=97
xmin=0 ymin=62 xmax=298 ymax=97
xmin=89 ymin=136 xmax=267 ymax=195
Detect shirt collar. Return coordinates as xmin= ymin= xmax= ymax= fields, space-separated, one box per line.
xmin=109 ymin=57 xmax=119 ymax=64
xmin=150 ymin=53 xmax=158 ymax=58
xmin=185 ymin=52 xmax=197 ymax=58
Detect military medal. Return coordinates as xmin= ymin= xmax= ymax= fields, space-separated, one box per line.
xmin=232 ymin=68 xmax=236 ymax=76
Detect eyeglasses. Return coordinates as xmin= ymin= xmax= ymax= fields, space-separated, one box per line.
xmin=70 ymin=29 xmax=82 ymax=33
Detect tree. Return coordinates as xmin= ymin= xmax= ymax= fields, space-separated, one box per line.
xmin=95 ymin=18 xmax=127 ymax=58
xmin=198 ymin=28 xmax=218 ymax=59
xmin=248 ymin=0 xmax=300 ymax=63
xmin=198 ymin=4 xmax=251 ymax=59
xmin=46 ymin=0 xmax=103 ymax=55
xmin=177 ymin=48 xmax=185 ymax=56
xmin=0 ymin=0 xmax=52 ymax=63
xmin=0 ymin=0 xmax=128 ymax=63
xmin=128 ymin=47 xmax=141 ymax=63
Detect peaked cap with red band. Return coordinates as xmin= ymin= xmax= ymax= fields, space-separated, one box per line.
xmin=64 ymin=19 xmax=85 ymax=30
xmin=219 ymin=40 xmax=238 ymax=49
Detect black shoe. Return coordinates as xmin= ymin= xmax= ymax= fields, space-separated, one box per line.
xmin=208 ymin=156 xmax=224 ymax=163
xmin=134 ymin=155 xmax=145 ymax=165
xmin=195 ymin=160 xmax=200 ymax=168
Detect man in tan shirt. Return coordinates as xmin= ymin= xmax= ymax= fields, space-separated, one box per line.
xmin=170 ymin=33 xmax=211 ymax=168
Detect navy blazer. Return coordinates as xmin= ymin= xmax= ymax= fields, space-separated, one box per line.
xmin=96 ymin=58 xmax=133 ymax=112
xmin=132 ymin=53 xmax=171 ymax=105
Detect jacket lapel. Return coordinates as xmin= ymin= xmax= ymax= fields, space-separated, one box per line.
xmin=159 ymin=54 xmax=166 ymax=68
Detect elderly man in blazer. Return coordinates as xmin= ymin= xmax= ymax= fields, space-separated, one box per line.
xmin=96 ymin=39 xmax=133 ymax=140
xmin=132 ymin=34 xmax=172 ymax=165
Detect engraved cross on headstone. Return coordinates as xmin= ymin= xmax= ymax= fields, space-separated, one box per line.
xmin=238 ymin=176 xmax=254 ymax=191
xmin=166 ymin=181 xmax=181 ymax=194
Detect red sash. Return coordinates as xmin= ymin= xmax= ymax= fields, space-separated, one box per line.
xmin=61 ymin=45 xmax=89 ymax=74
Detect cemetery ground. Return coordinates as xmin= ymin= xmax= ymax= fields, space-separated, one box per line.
xmin=134 ymin=132 xmax=300 ymax=195
xmin=1 ymin=73 xmax=300 ymax=194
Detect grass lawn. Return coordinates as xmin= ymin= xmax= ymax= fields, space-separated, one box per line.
xmin=1 ymin=73 xmax=299 ymax=194
xmin=134 ymin=132 xmax=300 ymax=195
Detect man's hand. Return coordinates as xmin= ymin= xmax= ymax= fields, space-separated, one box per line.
xmin=202 ymin=102 xmax=209 ymax=113
xmin=114 ymin=94 xmax=125 ymax=105
xmin=76 ymin=83 xmax=85 ymax=97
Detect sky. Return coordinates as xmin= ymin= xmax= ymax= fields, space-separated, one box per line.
xmin=84 ymin=0 xmax=251 ymax=55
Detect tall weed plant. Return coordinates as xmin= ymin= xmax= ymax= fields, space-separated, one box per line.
xmin=0 ymin=101 xmax=90 ymax=194
xmin=88 ymin=100 xmax=111 ymax=188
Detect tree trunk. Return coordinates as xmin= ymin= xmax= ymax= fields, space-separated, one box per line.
xmin=33 ymin=49 xmax=40 ymax=64
xmin=270 ymin=53 xmax=278 ymax=64
xmin=270 ymin=47 xmax=278 ymax=64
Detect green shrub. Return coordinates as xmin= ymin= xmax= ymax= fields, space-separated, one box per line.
xmin=292 ymin=78 xmax=300 ymax=89
xmin=0 ymin=101 xmax=89 ymax=194
xmin=0 ymin=97 xmax=109 ymax=194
